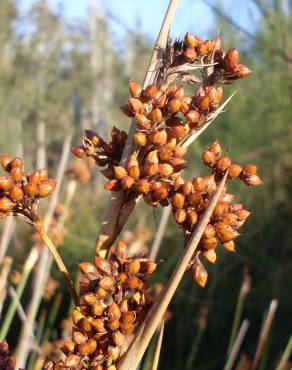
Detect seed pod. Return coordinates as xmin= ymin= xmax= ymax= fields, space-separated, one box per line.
xmin=236 ymin=208 xmax=250 ymax=221
xmin=38 ymin=180 xmax=56 ymax=197
xmin=228 ymin=164 xmax=243 ymax=179
xmin=107 ymin=318 xmax=120 ymax=331
xmin=216 ymin=156 xmax=231 ymax=173
xmin=121 ymin=175 xmax=135 ymax=190
xmin=149 ymin=130 xmax=167 ymax=146
xmin=187 ymin=210 xmax=198 ymax=225
xmin=135 ymin=179 xmax=150 ymax=194
xmin=142 ymin=84 xmax=158 ymax=100
xmin=235 ymin=64 xmax=253 ymax=78
xmin=108 ymin=345 xmax=120 ymax=361
xmin=153 ymin=93 xmax=167 ymax=108
xmin=213 ymin=201 xmax=230 ymax=219
xmin=203 ymin=224 xmax=216 ymax=239
xmin=221 ymin=212 xmax=238 ymax=227
xmin=129 ymin=80 xmax=142 ymax=97
xmin=95 ymin=287 xmax=107 ymax=300
xmin=120 ymin=311 xmax=136 ymax=325
xmin=10 ymin=167 xmax=24 ymax=182
xmin=140 ymin=259 xmax=156 ymax=274
xmin=185 ymin=110 xmax=200 ymax=125
xmin=184 ymin=47 xmax=197 ymax=63
xmin=128 ymin=166 xmax=140 ymax=180
xmin=113 ymin=241 xmax=128 ymax=262
xmin=71 ymin=146 xmax=86 ymax=158
xmin=120 ymin=104 xmax=135 ymax=117
xmin=171 ymin=193 xmax=185 ymax=209
xmin=203 ymin=249 xmax=217 ymax=264
xmin=184 ymin=33 xmax=199 ymax=47
xmin=72 ymin=309 xmax=85 ymax=324
xmin=144 ymin=163 xmax=159 ymax=177
xmin=99 ymin=276 xmax=115 ymax=291
xmin=72 ymin=331 xmax=86 ymax=345
xmin=126 ymin=276 xmax=141 ymax=289
xmin=91 ymin=318 xmax=106 ymax=333
xmin=174 ymin=209 xmax=187 ymax=224
xmin=127 ymin=259 xmax=140 ymax=274
xmin=215 ymin=222 xmax=239 ymax=243
xmin=0 ymin=197 xmax=14 ymax=212
xmin=9 ymin=157 xmax=23 ymax=169
xmin=192 ymin=177 xmax=206 ymax=193
xmin=107 ymin=366 xmax=117 ymax=370
xmin=65 ymin=355 xmax=80 ymax=368
xmin=244 ymin=174 xmax=262 ymax=186
xmin=91 ymin=301 xmax=104 ymax=316
xmin=222 ymin=240 xmax=235 ymax=252
xmin=120 ymin=323 xmax=134 ymax=335
xmin=81 ymin=317 xmax=93 ymax=332
xmin=143 ymin=193 xmax=158 ymax=207
xmin=104 ymin=179 xmax=120 ymax=191
xmin=62 ymin=340 xmax=75 ymax=353
xmin=208 ymin=141 xmax=221 ymax=156
xmin=112 ymin=330 xmax=125 ymax=347
xmin=0 ymin=155 xmax=11 ymax=171
xmin=200 ymin=237 xmax=217 ymax=250
xmin=187 ymin=192 xmax=203 ymax=207
xmin=146 ymin=150 xmax=159 ymax=165
xmin=183 ymin=181 xmax=193 ymax=195
xmin=79 ymin=262 xmax=98 ymax=277
xmin=150 ymin=108 xmax=163 ymax=123
xmin=128 ymin=98 xmax=144 ymax=113
xmin=168 ymin=124 xmax=190 ymax=139
xmin=107 ymin=302 xmax=121 ymax=321
xmin=134 ymin=132 xmax=147 ymax=146
xmin=243 ymin=164 xmax=257 ymax=176
xmin=0 ymin=176 xmax=13 ymax=191
xmin=153 ymin=187 xmax=168 ymax=201
xmin=225 ymin=48 xmax=239 ymax=69
xmin=159 ymin=163 xmax=173 ymax=177
xmin=135 ymin=113 xmax=151 ymax=130
xmin=202 ymin=150 xmax=216 ymax=166
xmin=167 ymin=98 xmax=181 ymax=113
xmin=158 ymin=148 xmax=172 ymax=161
xmin=113 ymin=166 xmax=127 ymax=180
xmin=197 ymin=42 xmax=208 ymax=56
xmin=216 ymin=87 xmax=223 ymax=101
xmin=85 ymin=130 xmax=103 ymax=147
xmin=191 ymin=263 xmax=208 ymax=287
xmin=94 ymin=256 xmax=111 ymax=275
xmin=173 ymin=146 xmax=187 ymax=158
xmin=83 ymin=292 xmax=97 ymax=305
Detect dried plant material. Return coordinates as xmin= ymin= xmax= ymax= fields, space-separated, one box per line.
xmin=150 ymin=322 xmax=165 ymax=370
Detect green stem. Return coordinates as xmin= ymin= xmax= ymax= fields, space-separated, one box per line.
xmin=41 ymin=292 xmax=63 ymax=345
xmin=27 ymin=309 xmax=47 ymax=370
xmin=275 ymin=334 xmax=292 ymax=370
xmin=226 ymin=293 xmax=245 ymax=357
xmin=0 ymin=248 xmax=38 ymax=341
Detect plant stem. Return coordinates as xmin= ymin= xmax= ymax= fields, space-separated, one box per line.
xmin=41 ymin=292 xmax=63 ymax=345
xmin=150 ymin=322 xmax=165 ymax=370
xmin=275 ymin=334 xmax=292 ymax=370
xmin=27 ymin=309 xmax=47 ymax=370
xmin=0 ymin=247 xmax=39 ymax=341
xmin=34 ymin=221 xmax=79 ymax=306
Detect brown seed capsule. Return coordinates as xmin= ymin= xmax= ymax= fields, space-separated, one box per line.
xmin=99 ymin=276 xmax=115 ymax=291
xmin=65 ymin=355 xmax=80 ymax=368
xmin=135 ymin=113 xmax=151 ymax=129
xmin=135 ymin=179 xmax=150 ymax=194
xmin=79 ymin=262 xmax=98 ymax=277
xmin=192 ymin=177 xmax=206 ymax=193
xmin=221 ymin=212 xmax=238 ymax=227
xmin=208 ymin=141 xmax=221 ymax=156
xmin=142 ymin=84 xmax=158 ymax=100
xmin=104 ymin=179 xmax=120 ymax=191
xmin=127 ymin=259 xmax=140 ymax=275
xmin=91 ymin=301 xmax=104 ymax=316
xmin=0 ymin=155 xmax=11 ymax=171
xmin=140 ymin=259 xmax=156 ymax=274
xmin=9 ymin=157 xmax=23 ymax=169
xmin=203 ymin=249 xmax=217 ymax=264
xmin=91 ymin=318 xmax=107 ymax=333
xmin=168 ymin=124 xmax=190 ymax=139
xmin=213 ymin=201 xmax=230 ymax=219
xmin=216 ymin=87 xmax=223 ymax=101
xmin=62 ymin=340 xmax=75 ymax=353
xmin=150 ymin=108 xmax=163 ymax=123
xmin=173 ymin=146 xmax=187 ymax=158
xmin=197 ymin=96 xmax=210 ymax=111
xmin=0 ymin=197 xmax=14 ymax=212
xmin=185 ymin=110 xmax=200 ymax=125
xmin=235 ymin=64 xmax=253 ymax=78
xmin=225 ymin=48 xmax=239 ymax=69
xmin=184 ymin=33 xmax=199 ymax=48
xmin=192 ymin=263 xmax=208 ymax=287
xmin=167 ymin=98 xmax=181 ymax=113
xmin=129 ymin=80 xmax=142 ymax=97
xmin=120 ymin=323 xmax=134 ymax=335
xmin=146 ymin=150 xmax=159 ymax=165
xmin=159 ymin=163 xmax=173 ymax=177
xmin=244 ymin=174 xmax=262 ymax=186
xmin=203 ymin=224 xmax=216 ymax=239
xmin=95 ymin=286 xmax=107 ymax=299
xmin=187 ymin=192 xmax=203 ymax=207
xmin=202 ymin=150 xmax=216 ymax=167
xmin=81 ymin=317 xmax=93 ymax=332
xmin=128 ymin=98 xmax=144 ymax=113
xmin=0 ymin=176 xmax=13 ymax=191
xmin=184 ymin=47 xmax=197 ymax=63
xmin=222 ymin=240 xmax=235 ymax=252
xmin=187 ymin=210 xmax=198 ymax=225
xmin=72 ymin=331 xmax=86 ymax=345
xmin=119 ymin=299 xmax=129 ymax=313
xmin=236 ymin=208 xmax=250 ymax=221
xmin=148 ymin=130 xmax=167 ymax=146
xmin=108 ymin=345 xmax=120 ymax=361
xmin=10 ymin=167 xmax=24 ymax=182
xmin=107 ymin=318 xmax=120 ymax=331
xmin=153 ymin=187 xmax=168 ymax=201
xmin=113 ymin=166 xmax=127 ymax=180
xmin=126 ymin=276 xmax=141 ymax=289
xmin=171 ymin=193 xmax=185 ymax=209
xmin=144 ymin=163 xmax=159 ymax=177
xmin=216 ymin=156 xmax=231 ymax=173
xmin=120 ymin=104 xmax=135 ymax=117
xmin=38 ymin=180 xmax=56 ymax=197
xmin=183 ymin=181 xmax=193 ymax=195
xmin=83 ymin=292 xmax=97 ymax=305
xmin=201 ymin=237 xmax=217 ymax=250
xmin=228 ymin=164 xmax=243 ymax=179
xmin=107 ymin=366 xmax=117 ymax=370
xmin=174 ymin=209 xmax=187 ymax=224
xmin=216 ymin=222 xmax=239 ymax=243
xmin=243 ymin=164 xmax=257 ymax=176
xmin=121 ymin=175 xmax=135 ymax=190
xmin=107 ymin=302 xmax=121 ymax=321
xmin=94 ymin=256 xmax=111 ymax=275
xmin=158 ymin=148 xmax=172 ymax=161
xmin=112 ymin=330 xmax=125 ymax=347
xmin=114 ymin=241 xmax=128 ymax=261
xmin=128 ymin=166 xmax=140 ymax=181
xmin=71 ymin=146 xmax=86 ymax=158
xmin=120 ymin=311 xmax=136 ymax=325
xmin=143 ymin=193 xmax=158 ymax=207
xmin=134 ymin=132 xmax=147 ymax=146
xmin=153 ymin=93 xmax=167 ymax=108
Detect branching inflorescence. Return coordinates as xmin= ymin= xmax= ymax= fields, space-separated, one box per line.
xmin=1 ymin=31 xmax=262 ymax=370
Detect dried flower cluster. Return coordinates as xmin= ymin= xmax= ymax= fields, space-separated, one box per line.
xmin=0 ymin=341 xmax=16 ymax=370
xmin=0 ymin=155 xmax=56 ymax=223
xmin=44 ymin=241 xmax=156 ymax=370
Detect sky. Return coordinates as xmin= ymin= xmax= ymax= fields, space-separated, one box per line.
xmin=19 ymin=0 xmax=259 ymax=43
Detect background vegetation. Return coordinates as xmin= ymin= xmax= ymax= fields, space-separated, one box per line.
xmin=0 ymin=0 xmax=291 ymax=369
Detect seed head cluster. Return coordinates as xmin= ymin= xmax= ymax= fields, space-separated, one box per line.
xmin=0 ymin=341 xmax=16 ymax=370
xmin=44 ymin=242 xmax=156 ymax=370
xmin=0 ymin=155 xmax=56 ymax=223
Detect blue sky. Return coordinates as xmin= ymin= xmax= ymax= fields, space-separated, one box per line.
xmin=19 ymin=0 xmax=259 ymax=42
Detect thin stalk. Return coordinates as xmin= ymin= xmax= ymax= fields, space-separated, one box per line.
xmin=34 ymin=221 xmax=79 ymax=306
xmin=95 ymin=0 xmax=180 ymax=256
xmin=0 ymin=247 xmax=39 ymax=341
xmin=226 ymin=269 xmax=251 ymax=357
xmin=258 ymin=336 xmax=270 ymax=370
xmin=0 ymin=256 xmax=12 ymax=317
xmin=41 ymin=292 xmax=63 ymax=345
xmin=150 ymin=323 xmax=165 ymax=370
xmin=224 ymin=319 xmax=250 ymax=370
xmin=251 ymin=299 xmax=278 ymax=370
xmin=275 ymin=334 xmax=292 ymax=370
xmin=117 ymin=173 xmax=228 ymax=370
xmin=27 ymin=309 xmax=47 ymax=370
xmin=149 ymin=207 xmax=171 ymax=261
xmin=0 ymin=218 xmax=15 ymax=264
